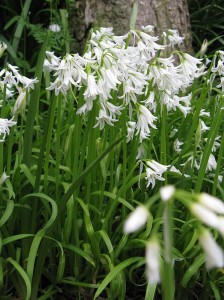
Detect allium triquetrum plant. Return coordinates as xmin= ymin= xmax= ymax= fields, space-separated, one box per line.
xmin=1 ymin=21 xmax=224 ymax=299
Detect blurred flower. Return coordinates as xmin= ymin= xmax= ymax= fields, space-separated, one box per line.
xmin=160 ymin=185 xmax=175 ymax=202
xmin=199 ymin=229 xmax=224 ymax=269
xmin=190 ymin=203 xmax=220 ymax=228
xmin=0 ymin=42 xmax=7 ymax=58
xmin=146 ymin=239 xmax=161 ymax=283
xmin=49 ymin=24 xmax=61 ymax=32
xmin=0 ymin=170 xmax=9 ymax=186
xmin=198 ymin=193 xmax=224 ymax=215
xmin=123 ymin=206 xmax=149 ymax=234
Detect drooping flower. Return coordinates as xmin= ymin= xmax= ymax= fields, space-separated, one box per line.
xmin=174 ymin=139 xmax=183 ymax=153
xmin=190 ymin=203 xmax=220 ymax=228
xmin=144 ymin=160 xmax=169 ymax=188
xmin=0 ymin=42 xmax=7 ymax=58
xmin=123 ymin=206 xmax=149 ymax=234
xmin=136 ymin=104 xmax=157 ymax=141
xmin=0 ymin=170 xmax=9 ymax=186
xmin=49 ymin=24 xmax=61 ymax=32
xmin=94 ymin=108 xmax=117 ymax=130
xmin=160 ymin=185 xmax=175 ymax=202
xmin=145 ymin=239 xmax=161 ymax=283
xmin=0 ymin=118 xmax=16 ymax=140
xmin=199 ymin=229 xmax=224 ymax=269
xmin=13 ymin=88 xmax=26 ymax=115
xmin=198 ymin=193 xmax=224 ymax=215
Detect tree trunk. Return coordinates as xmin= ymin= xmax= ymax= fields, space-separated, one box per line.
xmin=69 ymin=0 xmax=192 ymax=54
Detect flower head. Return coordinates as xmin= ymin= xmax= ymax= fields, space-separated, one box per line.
xmin=123 ymin=206 xmax=149 ymax=234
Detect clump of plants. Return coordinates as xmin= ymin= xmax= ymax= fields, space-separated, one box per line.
xmin=0 ymin=7 xmax=224 ymax=300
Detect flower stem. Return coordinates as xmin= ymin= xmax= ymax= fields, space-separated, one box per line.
xmin=162 ymin=201 xmax=175 ymax=300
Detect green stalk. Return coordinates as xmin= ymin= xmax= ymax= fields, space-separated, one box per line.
xmin=12 ymin=0 xmax=32 ymax=53
xmin=162 ymin=201 xmax=175 ymax=300
xmin=160 ymin=105 xmax=167 ymax=180
xmin=43 ymin=95 xmax=57 ymax=193
xmin=160 ymin=104 xmax=175 ymax=299
xmin=23 ymin=34 xmax=49 ymax=166
xmin=0 ymin=84 xmax=7 ymax=175
xmin=195 ymin=97 xmax=224 ymax=192
xmin=212 ymin=127 xmax=224 ymax=195
xmin=55 ymin=94 xmax=62 ymax=203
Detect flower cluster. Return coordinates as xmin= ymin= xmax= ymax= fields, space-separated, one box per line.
xmin=45 ymin=27 xmax=204 ymax=142
xmin=0 ymin=43 xmax=38 ymax=118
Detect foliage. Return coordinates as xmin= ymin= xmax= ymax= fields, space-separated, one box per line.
xmin=0 ymin=1 xmax=224 ymax=299
xmin=189 ymin=0 xmax=224 ymax=54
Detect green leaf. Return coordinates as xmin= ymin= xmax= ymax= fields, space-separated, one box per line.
xmin=0 ymin=200 xmax=14 ymax=228
xmin=93 ymin=257 xmax=142 ymax=300
xmin=130 ymin=0 xmax=138 ymax=30
xmin=7 ymin=257 xmax=31 ymax=300
xmin=4 ymin=15 xmax=20 ymax=30
xmin=181 ymin=254 xmax=204 ymax=288
xmin=62 ymin=244 xmax=95 ymax=267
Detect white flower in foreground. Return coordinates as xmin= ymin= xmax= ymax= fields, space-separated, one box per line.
xmin=145 ymin=160 xmax=169 ymax=188
xmin=146 ymin=239 xmax=161 ymax=283
xmin=199 ymin=230 xmax=224 ymax=269
xmin=123 ymin=206 xmax=149 ymax=234
xmin=0 ymin=42 xmax=7 ymax=58
xmin=198 ymin=193 xmax=224 ymax=215
xmin=160 ymin=185 xmax=175 ymax=202
xmin=49 ymin=24 xmax=61 ymax=32
xmin=0 ymin=118 xmax=16 ymax=140
xmin=190 ymin=203 xmax=219 ymax=228
xmin=0 ymin=170 xmax=9 ymax=186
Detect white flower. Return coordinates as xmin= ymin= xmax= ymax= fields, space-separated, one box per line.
xmin=136 ymin=104 xmax=157 ymax=141
xmin=190 ymin=203 xmax=220 ymax=228
xmin=146 ymin=239 xmax=161 ymax=283
xmin=13 ymin=88 xmax=26 ymax=115
xmin=49 ymin=24 xmax=61 ymax=32
xmin=44 ymin=51 xmax=61 ymax=72
xmin=0 ymin=170 xmax=9 ymax=186
xmin=0 ymin=118 xmax=16 ymax=140
xmin=178 ymin=53 xmax=203 ymax=83
xmin=199 ymin=193 xmax=224 ymax=215
xmin=160 ymin=185 xmax=175 ymax=202
xmin=174 ymin=139 xmax=183 ymax=153
xmin=165 ymin=29 xmax=184 ymax=47
xmin=145 ymin=160 xmax=169 ymax=188
xmin=94 ymin=109 xmax=117 ymax=130
xmin=123 ymin=206 xmax=149 ymax=234
xmin=206 ymin=154 xmax=217 ymax=172
xmin=126 ymin=121 xmax=136 ymax=142
xmin=200 ymin=120 xmax=210 ymax=133
xmin=0 ymin=42 xmax=7 ymax=58
xmin=199 ymin=230 xmax=224 ymax=269
xmin=84 ymin=73 xmax=98 ymax=100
